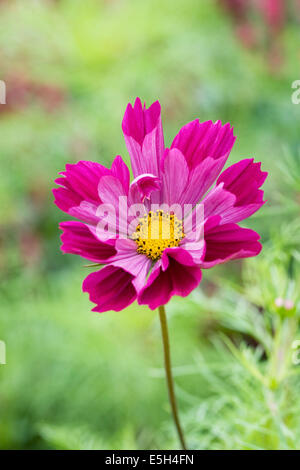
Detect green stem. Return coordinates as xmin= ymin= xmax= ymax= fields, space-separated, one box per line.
xmin=158 ymin=305 xmax=187 ymax=450
xmin=269 ymin=316 xmax=298 ymax=388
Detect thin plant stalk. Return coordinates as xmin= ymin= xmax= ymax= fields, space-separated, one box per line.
xmin=158 ymin=305 xmax=187 ymax=450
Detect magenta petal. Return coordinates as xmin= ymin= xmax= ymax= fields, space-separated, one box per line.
xmin=53 ymin=186 xmax=82 ymax=213
xmin=171 ymin=119 xmax=235 ymax=170
xmin=122 ymin=98 xmax=164 ymax=178
xmin=53 ymin=157 xmax=130 ymax=218
xmin=138 ymin=248 xmax=202 ymax=310
xmin=82 ymin=265 xmax=137 ymax=313
xmin=201 ymin=221 xmax=262 ymax=268
xmin=60 ymin=221 xmax=116 ymax=262
xmin=217 ymin=158 xmax=268 ymax=206
xmin=98 ymin=175 xmax=126 ymax=208
xmin=56 ymin=160 xmax=110 ymax=205
xmin=160 ymin=247 xmax=197 ymax=269
xmin=122 ymin=97 xmax=161 ymax=144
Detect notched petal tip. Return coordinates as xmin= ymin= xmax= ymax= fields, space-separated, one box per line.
xmin=171 ymin=118 xmax=236 ymax=170
xmin=122 ymin=97 xmax=164 ymax=178
xmin=122 ymin=97 xmax=162 ymax=142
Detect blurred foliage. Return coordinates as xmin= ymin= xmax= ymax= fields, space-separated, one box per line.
xmin=0 ymin=0 xmax=300 ymax=450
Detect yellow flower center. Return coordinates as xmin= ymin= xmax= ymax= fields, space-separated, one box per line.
xmin=132 ymin=210 xmax=185 ymax=261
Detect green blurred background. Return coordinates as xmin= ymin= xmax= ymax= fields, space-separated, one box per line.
xmin=0 ymin=0 xmax=300 ymax=450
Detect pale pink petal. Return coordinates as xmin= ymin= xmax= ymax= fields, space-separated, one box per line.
xmin=183 ymin=203 xmax=204 ymax=241
xmin=203 ymin=183 xmax=266 ymax=227
xmin=108 ymin=239 xmax=152 ymax=292
xmin=182 ymin=155 xmax=228 ymax=206
xmin=94 ymin=201 xmax=130 ymax=241
xmin=180 ymin=239 xmax=205 ymax=264
xmin=97 ymin=176 xmax=144 ymax=238
xmin=68 ymin=201 xmax=100 ymax=225
xmin=202 ymin=183 xmax=236 ymax=219
xmin=220 ymin=203 xmax=265 ymax=224
xmin=98 ymin=175 xmax=126 ymax=207
xmin=161 ymin=148 xmax=189 ymax=205
xmin=201 ymin=159 xmax=268 ymax=224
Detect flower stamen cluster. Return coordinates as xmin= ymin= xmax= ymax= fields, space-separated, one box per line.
xmin=132 ymin=210 xmax=184 ymax=261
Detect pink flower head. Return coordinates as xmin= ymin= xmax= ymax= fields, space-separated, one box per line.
xmin=53 ymin=98 xmax=267 ymax=312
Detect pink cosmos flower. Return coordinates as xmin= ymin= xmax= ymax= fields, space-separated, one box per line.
xmin=53 ymin=98 xmax=267 ymax=313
